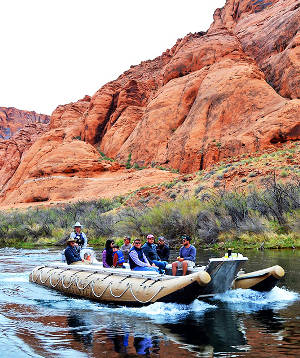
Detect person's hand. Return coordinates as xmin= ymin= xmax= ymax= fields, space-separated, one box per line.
xmin=178 ymin=257 xmax=184 ymax=262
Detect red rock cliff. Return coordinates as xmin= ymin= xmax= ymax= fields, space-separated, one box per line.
xmin=0 ymin=107 xmax=50 ymax=191
xmin=0 ymin=0 xmax=299 ymax=206
xmin=82 ymin=0 xmax=300 ymax=172
xmin=0 ymin=107 xmax=50 ymax=139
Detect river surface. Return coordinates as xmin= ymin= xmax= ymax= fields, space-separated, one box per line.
xmin=0 ymin=247 xmax=299 ymax=358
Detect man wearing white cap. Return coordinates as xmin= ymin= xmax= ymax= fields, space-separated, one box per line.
xmin=70 ymin=222 xmax=88 ymax=248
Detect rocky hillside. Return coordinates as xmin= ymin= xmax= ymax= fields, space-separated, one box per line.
xmin=0 ymin=0 xmax=299 ymax=208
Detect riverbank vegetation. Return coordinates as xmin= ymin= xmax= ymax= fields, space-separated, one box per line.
xmin=0 ymin=174 xmax=299 ymax=250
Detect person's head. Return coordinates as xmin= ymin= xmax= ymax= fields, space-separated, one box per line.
xmin=74 ymin=222 xmax=82 ymax=233
xmin=67 ymin=237 xmax=76 ymax=247
xmin=112 ymin=244 xmax=119 ymax=252
xmin=147 ymin=234 xmax=155 ymax=244
xmin=133 ymin=238 xmax=142 ymax=248
xmin=105 ymin=239 xmax=114 ymax=251
xmin=181 ymin=235 xmax=191 ymax=246
xmin=124 ymin=236 xmax=131 ymax=245
xmin=158 ymin=236 xmax=165 ymax=245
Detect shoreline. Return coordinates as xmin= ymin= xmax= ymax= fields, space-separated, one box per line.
xmin=1 ymin=235 xmax=299 ymax=251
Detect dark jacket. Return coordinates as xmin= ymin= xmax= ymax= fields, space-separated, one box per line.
xmin=157 ymin=244 xmax=170 ymax=262
xmin=129 ymin=246 xmax=148 ymax=270
xmin=103 ymin=248 xmax=114 ymax=267
xmin=142 ymin=242 xmax=159 ymax=264
xmin=65 ymin=246 xmax=82 ymax=265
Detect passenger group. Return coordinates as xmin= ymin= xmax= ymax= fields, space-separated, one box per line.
xmin=64 ymin=222 xmax=196 ymax=276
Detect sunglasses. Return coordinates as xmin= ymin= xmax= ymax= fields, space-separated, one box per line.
xmin=134 ymin=242 xmax=141 ymax=245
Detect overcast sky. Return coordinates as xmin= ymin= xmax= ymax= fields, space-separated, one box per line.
xmin=1 ymin=0 xmax=226 ymax=115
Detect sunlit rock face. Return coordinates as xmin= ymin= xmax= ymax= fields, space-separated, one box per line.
xmin=0 ymin=0 xmax=300 ymax=206
xmin=80 ymin=0 xmax=299 ymax=172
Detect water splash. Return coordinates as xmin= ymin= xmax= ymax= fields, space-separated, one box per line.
xmin=108 ymin=300 xmax=216 ymax=324
xmin=211 ymin=286 xmax=299 ymax=312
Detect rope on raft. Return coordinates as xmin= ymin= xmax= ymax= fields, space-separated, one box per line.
xmin=31 ymin=267 xmax=165 ymax=303
xmin=129 ymin=284 xmax=164 ymax=304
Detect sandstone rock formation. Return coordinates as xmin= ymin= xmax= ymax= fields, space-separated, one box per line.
xmin=0 ymin=107 xmax=50 ymax=139
xmin=0 ymin=0 xmax=299 ymax=207
xmin=0 ymin=106 xmax=50 ymax=192
xmin=0 ymin=98 xmax=178 ymax=206
xmin=84 ymin=0 xmax=300 ymax=172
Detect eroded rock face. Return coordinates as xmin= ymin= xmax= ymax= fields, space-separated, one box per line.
xmin=0 ymin=106 xmax=50 ymax=192
xmin=0 ymin=0 xmax=300 ymax=207
xmin=0 ymin=107 xmax=50 ymax=191
xmin=83 ymin=0 xmax=299 ymax=171
xmin=0 ymin=107 xmax=50 ymax=139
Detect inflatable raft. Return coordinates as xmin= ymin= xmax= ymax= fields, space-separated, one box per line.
xmin=29 ymin=255 xmax=250 ymax=305
xmin=29 ymin=254 xmax=284 ymax=305
xmin=30 ymin=264 xmax=211 ymax=305
xmin=232 ymin=265 xmax=285 ymax=291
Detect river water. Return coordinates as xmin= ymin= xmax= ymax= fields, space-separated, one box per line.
xmin=0 ymin=247 xmax=299 ymax=358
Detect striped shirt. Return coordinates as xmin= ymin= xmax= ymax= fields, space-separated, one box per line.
xmin=129 ymin=249 xmax=150 ymax=267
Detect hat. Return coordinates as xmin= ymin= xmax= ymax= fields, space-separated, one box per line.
xmin=147 ymin=234 xmax=154 ymax=239
xmin=74 ymin=222 xmax=82 ymax=228
xmin=67 ymin=237 xmax=76 ymax=243
xmin=158 ymin=236 xmax=165 ymax=241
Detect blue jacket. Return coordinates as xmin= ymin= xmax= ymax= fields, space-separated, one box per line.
xmin=65 ymin=246 xmax=82 ymax=265
xmin=142 ymin=242 xmax=159 ymax=264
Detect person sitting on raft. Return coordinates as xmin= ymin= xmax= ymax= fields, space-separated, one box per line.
xmin=172 ymin=235 xmax=196 ymax=276
xmin=112 ymin=244 xmax=126 ymax=268
xmin=129 ymin=239 xmax=159 ymax=273
xmin=157 ymin=236 xmax=170 ymax=262
xmin=121 ymin=236 xmax=132 ymax=262
xmin=102 ymin=239 xmax=114 ymax=268
xmin=142 ymin=234 xmax=167 ymax=273
xmin=64 ymin=237 xmax=91 ymax=265
xmin=70 ymin=222 xmax=88 ymax=249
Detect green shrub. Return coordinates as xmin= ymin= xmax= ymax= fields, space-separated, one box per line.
xmin=280 ymin=170 xmax=288 ymax=178
xmin=125 ymin=153 xmax=132 ymax=169
xmin=98 ymin=151 xmax=114 ymax=162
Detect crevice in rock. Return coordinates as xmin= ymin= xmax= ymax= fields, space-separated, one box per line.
xmin=94 ymin=92 xmax=119 ymax=143
xmin=199 ymin=153 xmax=204 ymax=170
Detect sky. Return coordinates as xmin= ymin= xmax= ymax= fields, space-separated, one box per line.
xmin=1 ymin=0 xmax=226 ymax=115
